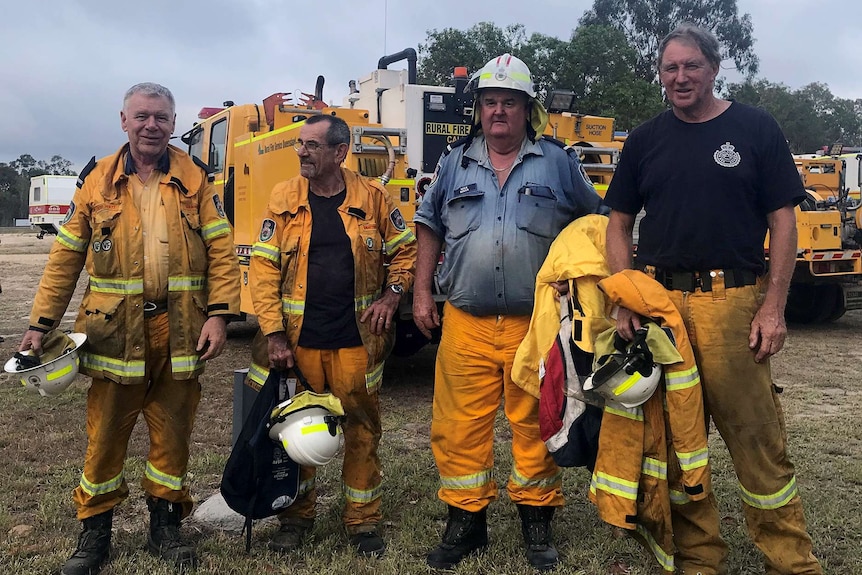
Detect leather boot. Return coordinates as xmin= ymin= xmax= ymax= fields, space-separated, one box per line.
xmin=426 ymin=505 xmax=488 ymax=569
xmin=61 ymin=509 xmax=113 ymax=575
xmin=517 ymin=504 xmax=559 ymax=571
xmin=146 ymin=497 xmax=198 ymax=571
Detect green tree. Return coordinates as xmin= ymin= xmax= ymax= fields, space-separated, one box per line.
xmin=726 ymin=79 xmax=825 ymax=154
xmin=0 ymin=164 xmax=28 ymax=226
xmin=417 ymin=22 xmax=528 ymax=86
xmin=580 ymin=0 xmax=758 ymax=81
xmin=417 ymin=22 xmax=664 ymax=130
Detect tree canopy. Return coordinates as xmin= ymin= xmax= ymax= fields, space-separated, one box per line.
xmin=580 ymin=0 xmax=758 ymax=81
xmin=416 ymin=1 xmax=861 ymax=151
xmin=418 ymin=22 xmax=663 ymax=130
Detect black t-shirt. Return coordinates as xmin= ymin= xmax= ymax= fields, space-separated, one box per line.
xmin=298 ymin=189 xmax=363 ymax=349
xmin=604 ymin=102 xmax=806 ymax=274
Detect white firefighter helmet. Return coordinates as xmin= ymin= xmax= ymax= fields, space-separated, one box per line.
xmin=4 ymin=331 xmax=87 ymax=397
xmin=464 ymin=53 xmax=549 ymax=136
xmin=583 ymin=328 xmax=661 ymax=408
xmin=268 ymin=391 xmax=346 ymax=467
xmin=466 ymin=53 xmax=537 ymax=98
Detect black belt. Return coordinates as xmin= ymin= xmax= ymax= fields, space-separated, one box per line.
xmin=646 ymin=267 xmax=758 ymax=292
xmin=143 ymin=301 xmax=169 ymax=318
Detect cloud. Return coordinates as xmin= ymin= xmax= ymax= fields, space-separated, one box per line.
xmin=2 ymin=0 xmax=861 ymax=170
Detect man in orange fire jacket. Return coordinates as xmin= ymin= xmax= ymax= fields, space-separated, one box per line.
xmin=19 ymin=82 xmax=240 ymax=575
xmin=249 ymin=114 xmax=415 ymax=558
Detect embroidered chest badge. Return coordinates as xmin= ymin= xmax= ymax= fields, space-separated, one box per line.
xmin=714 ymin=142 xmax=741 ymax=168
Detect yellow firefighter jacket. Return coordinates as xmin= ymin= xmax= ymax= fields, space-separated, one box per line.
xmin=249 ymin=168 xmax=416 ymax=392
xmin=590 ymin=270 xmax=712 ymax=572
xmin=28 ymin=144 xmax=241 ymax=384
xmin=512 ymin=214 xmax=613 ymax=398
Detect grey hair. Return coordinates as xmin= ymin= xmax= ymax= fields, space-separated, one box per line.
xmin=305 ymin=114 xmax=350 ymax=146
xmin=123 ymin=83 xmax=175 ymax=115
xmin=657 ymin=23 xmax=722 ymax=70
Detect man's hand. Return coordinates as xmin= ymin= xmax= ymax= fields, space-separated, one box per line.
xmin=359 ymin=289 xmax=401 ymax=336
xmin=614 ymin=307 xmax=642 ymax=341
xmin=266 ymin=332 xmax=295 ymax=370
xmin=19 ymin=330 xmax=45 ymax=356
xmin=197 ymin=316 xmax=227 ymax=361
xmin=412 ymin=289 xmax=440 ymax=340
xmin=749 ymin=303 xmax=787 ymax=363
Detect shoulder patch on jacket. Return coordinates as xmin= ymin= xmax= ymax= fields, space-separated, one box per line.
xmin=193 ymin=155 xmax=215 ymax=182
xmin=389 ymin=208 xmax=406 ymax=231
xmin=76 ymin=157 xmax=97 ymax=189
xmin=259 ymin=218 xmax=276 ymax=242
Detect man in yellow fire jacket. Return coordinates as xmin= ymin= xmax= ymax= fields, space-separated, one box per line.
xmin=18 ymin=83 xmax=240 ymax=575
xmin=249 ymin=114 xmax=416 ymax=557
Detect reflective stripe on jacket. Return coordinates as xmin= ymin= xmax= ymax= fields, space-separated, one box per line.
xmin=29 ymin=144 xmax=241 ymax=384
xmin=589 ymin=269 xmax=712 ymax=572
xmin=249 ymin=168 xmax=416 ymax=392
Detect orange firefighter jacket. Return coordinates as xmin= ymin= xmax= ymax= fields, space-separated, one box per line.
xmin=249 ymin=168 xmax=416 ymax=392
xmin=590 ymin=270 xmax=712 ymax=572
xmin=512 ymin=214 xmax=612 ymax=398
xmin=28 ymin=144 xmax=241 ymax=384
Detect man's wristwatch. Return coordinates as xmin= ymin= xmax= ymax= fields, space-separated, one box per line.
xmin=388 ymin=284 xmax=404 ymax=296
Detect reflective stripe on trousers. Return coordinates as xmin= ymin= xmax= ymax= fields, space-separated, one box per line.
xmin=73 ymin=312 xmax=202 ymax=520
xmin=662 ymin=276 xmax=821 ymax=575
xmin=275 ymin=345 xmax=383 ymax=532
xmin=431 ymin=302 xmax=563 ymax=512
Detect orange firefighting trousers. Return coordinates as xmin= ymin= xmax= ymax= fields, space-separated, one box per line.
xmin=276 ymin=345 xmax=382 ymax=532
xmin=73 ymin=312 xmax=201 ymax=520
xmin=431 ymin=302 xmax=564 ymax=512
xmin=659 ymin=273 xmax=821 ymax=575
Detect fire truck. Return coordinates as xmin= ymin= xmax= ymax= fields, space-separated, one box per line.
xmin=781 ymin=154 xmax=862 ymax=323
xmin=180 ymin=50 xmax=623 ymax=352
xmin=28 ymin=175 xmax=77 ymax=238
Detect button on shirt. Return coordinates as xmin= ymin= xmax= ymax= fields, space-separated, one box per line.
xmin=415 ymin=134 xmax=603 ymax=316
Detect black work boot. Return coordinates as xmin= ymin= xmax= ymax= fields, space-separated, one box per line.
xmin=517 ymin=504 xmax=559 ymax=571
xmin=146 ymin=497 xmax=198 ymax=571
xmin=61 ymin=509 xmax=113 ymax=575
xmin=426 ymin=505 xmax=488 ymax=569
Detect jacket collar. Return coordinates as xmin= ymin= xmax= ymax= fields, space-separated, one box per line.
xmin=123 ymin=148 xmax=170 ymax=175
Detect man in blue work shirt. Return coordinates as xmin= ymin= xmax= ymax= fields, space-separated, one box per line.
xmin=412 ymin=53 xmax=604 ymax=571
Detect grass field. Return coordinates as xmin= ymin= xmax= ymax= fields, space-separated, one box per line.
xmin=0 ymin=231 xmax=860 ymax=574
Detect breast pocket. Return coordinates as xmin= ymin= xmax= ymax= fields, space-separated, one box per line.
xmin=90 ymin=209 xmax=122 ymax=277
xmin=444 ymin=188 xmax=484 ymax=240
xmin=515 ymin=185 xmax=561 ymax=238
xmin=181 ymin=209 xmax=207 ymax=273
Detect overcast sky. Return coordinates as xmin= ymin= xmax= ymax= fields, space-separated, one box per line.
xmin=2 ymin=0 xmax=860 ymax=171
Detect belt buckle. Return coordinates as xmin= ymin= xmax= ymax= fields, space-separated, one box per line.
xmin=144 ymin=301 xmax=157 ymax=313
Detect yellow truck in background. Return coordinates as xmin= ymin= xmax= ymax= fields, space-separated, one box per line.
xmin=782 ymin=153 xmax=862 ymax=322
xmin=179 ymin=50 xmax=622 ymax=353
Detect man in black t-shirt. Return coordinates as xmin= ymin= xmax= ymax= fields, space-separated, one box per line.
xmin=604 ymin=23 xmax=822 ymax=575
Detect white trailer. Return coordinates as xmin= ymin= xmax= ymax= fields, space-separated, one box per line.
xmin=28 ymin=175 xmax=77 ymax=238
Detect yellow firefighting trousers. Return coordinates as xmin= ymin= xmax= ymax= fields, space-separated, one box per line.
xmin=73 ymin=313 xmax=202 ymax=520
xmin=659 ymin=273 xmax=821 ymax=575
xmin=276 ymin=345 xmax=383 ymax=533
xmin=431 ymin=302 xmax=564 ymax=512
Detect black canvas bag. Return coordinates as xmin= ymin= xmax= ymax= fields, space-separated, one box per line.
xmin=221 ymin=368 xmax=301 ymax=551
